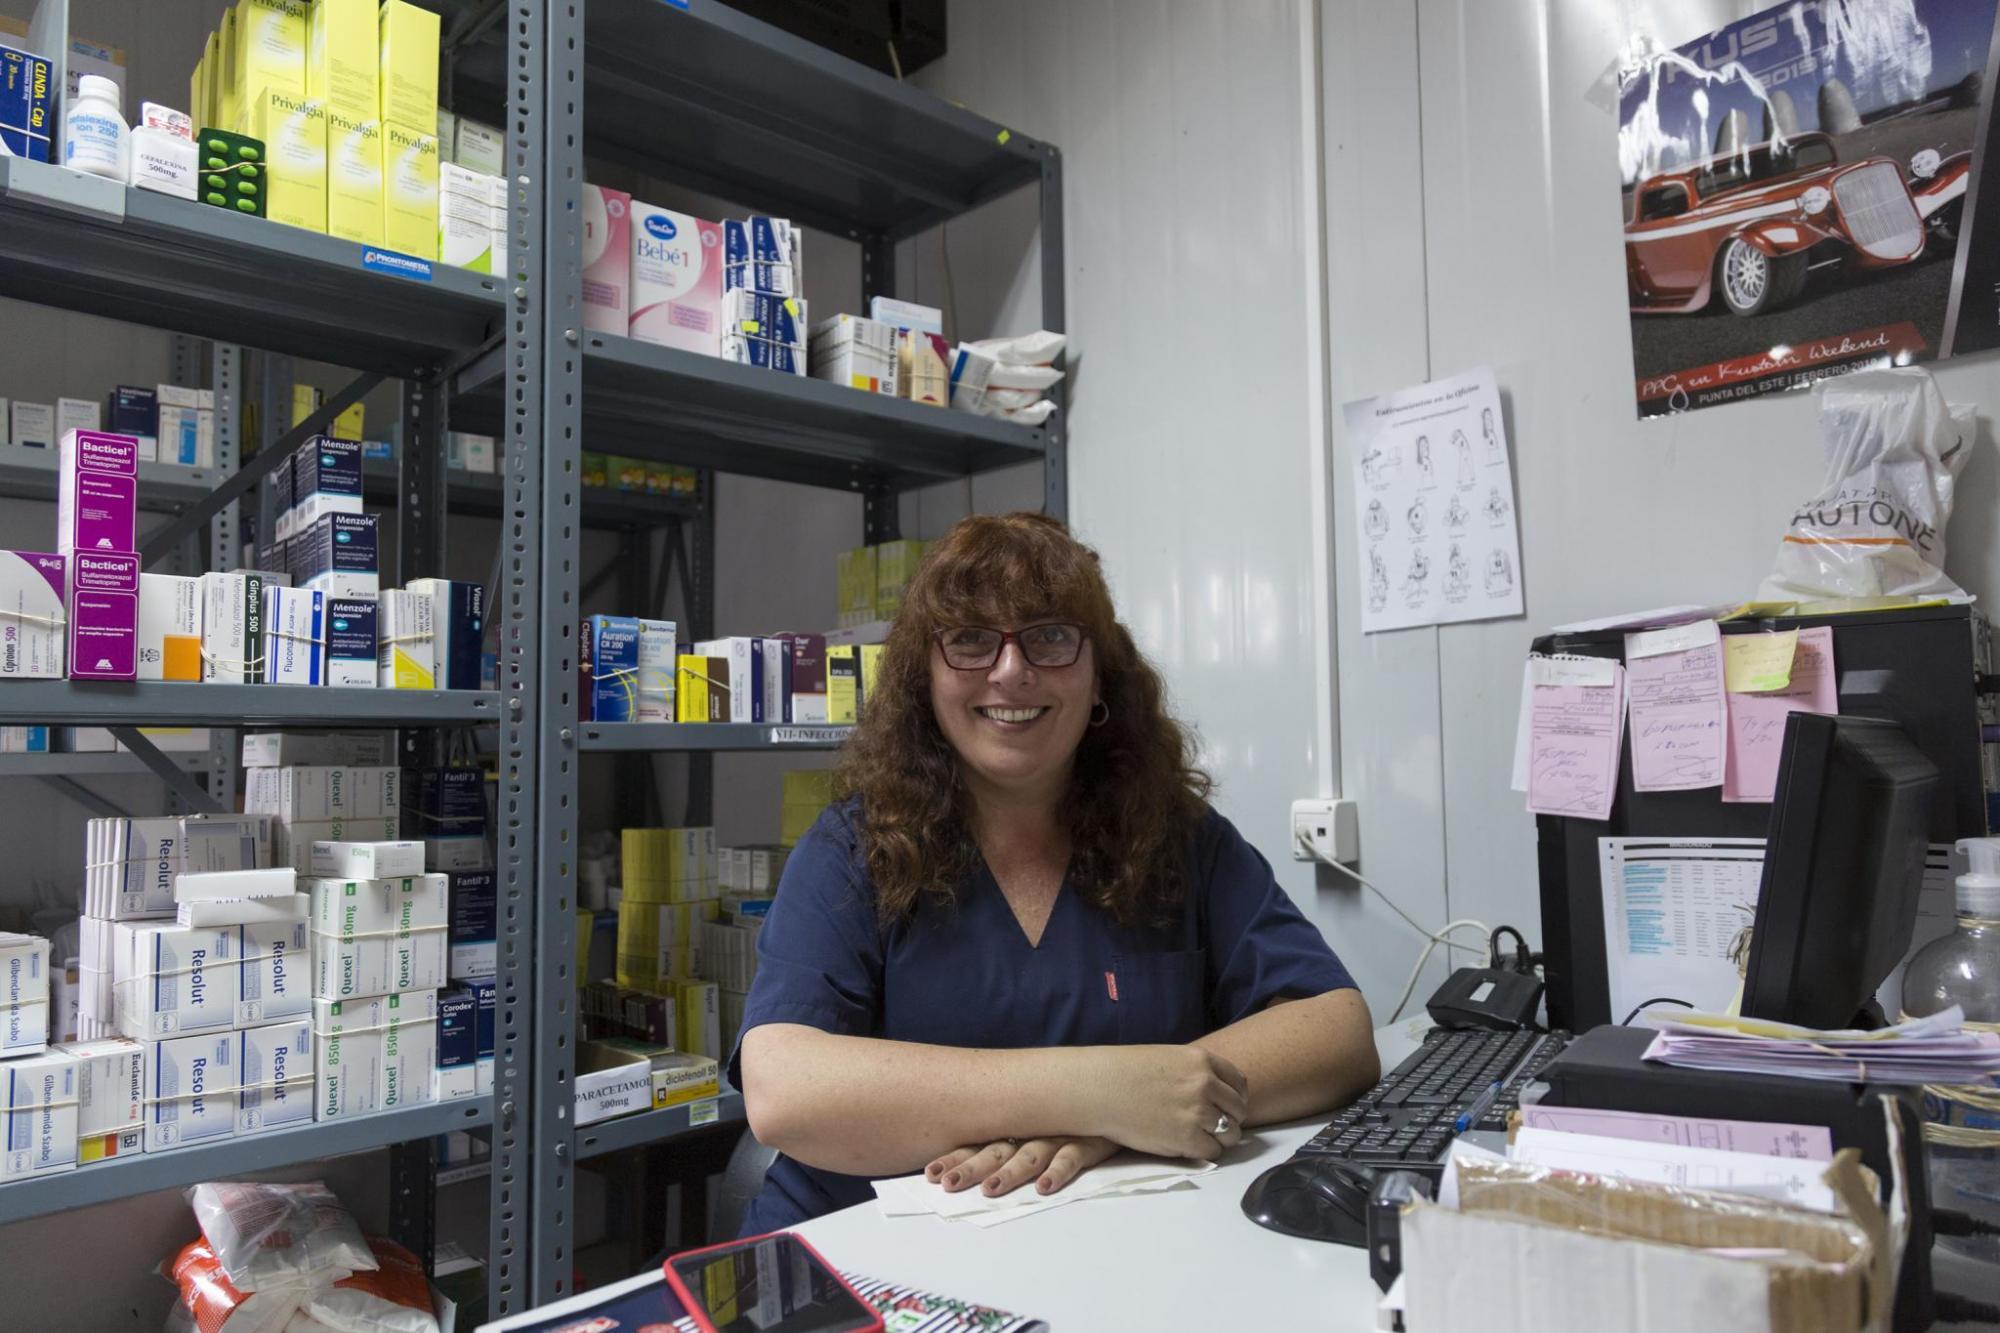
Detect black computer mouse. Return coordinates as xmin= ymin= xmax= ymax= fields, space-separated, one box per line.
xmin=1239 ymin=1158 xmax=1376 ymax=1246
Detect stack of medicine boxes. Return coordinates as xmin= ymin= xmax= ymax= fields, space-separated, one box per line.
xmin=422 ymin=763 xmax=496 ymax=1101
xmin=58 ymin=429 xmax=142 ymax=682
xmin=74 ymin=809 xmax=314 ymax=1158
xmin=721 ymin=216 xmax=807 ymax=376
xmin=0 ymin=930 xmax=71 ymax=1182
xmin=615 ymin=827 xmax=722 ymax=1060
xmin=268 ymin=433 xmax=380 ymax=688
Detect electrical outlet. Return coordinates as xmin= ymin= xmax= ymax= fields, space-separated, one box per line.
xmin=1291 ymin=798 xmax=1359 ymax=864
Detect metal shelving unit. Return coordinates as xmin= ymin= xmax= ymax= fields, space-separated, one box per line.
xmin=0 ymin=1101 xmax=493 ymax=1226
xmin=0 ymin=0 xmax=1063 ymax=1316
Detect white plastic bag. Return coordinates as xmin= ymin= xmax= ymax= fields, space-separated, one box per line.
xmin=950 ymin=331 xmax=1066 ymax=421
xmin=1757 ymin=368 xmax=1976 ymax=603
xmin=188 ymin=1181 xmax=380 ymax=1293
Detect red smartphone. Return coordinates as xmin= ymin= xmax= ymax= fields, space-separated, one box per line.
xmin=662 ymin=1231 xmax=884 ymax=1333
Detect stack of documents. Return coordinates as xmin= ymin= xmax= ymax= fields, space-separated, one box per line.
xmin=872 ymin=1155 xmax=1214 ymax=1228
xmin=1641 ymin=1005 xmax=2000 ymax=1085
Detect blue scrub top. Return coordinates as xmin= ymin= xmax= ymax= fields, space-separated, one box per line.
xmin=727 ymin=799 xmax=1359 ymax=1233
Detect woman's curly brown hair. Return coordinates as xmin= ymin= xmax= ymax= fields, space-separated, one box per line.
xmin=837 ymin=512 xmax=1212 ymax=926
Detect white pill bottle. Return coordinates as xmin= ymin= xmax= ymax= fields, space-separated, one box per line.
xmin=64 ymin=74 xmax=129 ymax=181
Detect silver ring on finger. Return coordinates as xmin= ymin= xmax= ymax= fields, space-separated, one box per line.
xmin=1213 ymin=1114 xmax=1231 ymax=1135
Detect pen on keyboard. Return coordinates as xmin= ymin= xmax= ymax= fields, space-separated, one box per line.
xmin=1453 ymin=1081 xmax=1504 ymax=1134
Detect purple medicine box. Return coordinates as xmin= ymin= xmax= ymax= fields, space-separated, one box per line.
xmin=58 ymin=430 xmax=139 ymax=556
xmin=66 ymin=549 xmax=139 ymax=680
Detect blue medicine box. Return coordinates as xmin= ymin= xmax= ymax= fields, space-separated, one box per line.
xmin=582 ymin=615 xmax=641 ymax=722
xmin=437 ymin=987 xmax=477 ymax=1069
xmin=0 ymin=44 xmax=52 ymax=163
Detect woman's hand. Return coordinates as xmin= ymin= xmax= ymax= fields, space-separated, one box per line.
xmin=1090 ymin=1045 xmax=1250 ymax=1159
xmin=926 ymin=1135 xmax=1122 ymax=1197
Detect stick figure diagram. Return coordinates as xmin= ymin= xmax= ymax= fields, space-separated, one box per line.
xmin=1445 ymin=544 xmax=1470 ymax=602
xmin=1404 ymin=548 xmax=1430 ymax=595
xmin=1485 ymin=549 xmax=1514 ymax=597
xmin=1368 ymin=547 xmax=1388 ymax=611
xmin=1406 ymin=495 xmax=1428 ymax=539
xmin=1362 ymin=444 xmax=1399 ymax=489
xmin=1414 ymin=435 xmax=1434 ymax=488
xmin=1485 ymin=485 xmax=1511 ymax=526
xmin=1446 ymin=494 xmax=1468 ymax=530
xmin=1364 ymin=498 xmax=1388 ymax=540
xmin=1454 ymin=429 xmax=1474 ymax=490
xmin=1482 ymin=406 xmax=1502 ymax=461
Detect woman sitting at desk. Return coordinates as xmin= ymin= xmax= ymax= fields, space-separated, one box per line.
xmin=733 ymin=513 xmax=1378 ymax=1231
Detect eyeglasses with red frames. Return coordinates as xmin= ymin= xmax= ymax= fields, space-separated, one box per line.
xmin=933 ymin=623 xmax=1087 ymax=671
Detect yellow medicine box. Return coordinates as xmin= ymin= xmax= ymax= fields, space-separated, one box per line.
xmin=378 ymin=1 xmax=440 ymax=133
xmin=248 ymin=89 xmax=327 ymax=233
xmin=382 ymin=122 xmax=439 ymax=260
xmin=219 ymin=7 xmax=240 ymax=130
xmin=235 ymin=0 xmax=308 ymax=106
xmin=326 ymin=107 xmax=383 ymax=245
xmin=308 ymin=0 xmax=378 ymax=121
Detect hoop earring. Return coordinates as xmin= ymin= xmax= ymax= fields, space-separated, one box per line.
xmin=1089 ymin=700 xmax=1111 ymax=728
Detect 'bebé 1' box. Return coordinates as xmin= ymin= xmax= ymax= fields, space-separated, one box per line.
xmin=1 ymin=1049 xmax=78 ymax=1178
xmin=629 ymin=203 xmax=723 ymax=356
xmin=66 ymin=549 xmax=139 ymax=681
xmin=582 ymin=184 xmax=631 ymax=334
xmin=57 ymin=431 xmax=138 ymax=555
xmin=323 ymin=597 xmax=378 ymax=688
xmin=0 ymin=551 xmax=66 ymax=678
xmin=143 ymin=1030 xmax=236 ymax=1151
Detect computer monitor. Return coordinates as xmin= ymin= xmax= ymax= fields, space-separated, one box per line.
xmin=1741 ymin=713 xmax=1940 ymax=1029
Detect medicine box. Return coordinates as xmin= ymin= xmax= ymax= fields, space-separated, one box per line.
xmin=175 ymin=868 xmax=296 ymax=903
xmin=869 ymin=296 xmax=944 ymax=335
xmin=236 ymin=1017 xmax=313 ymax=1133
xmin=382 ymin=121 xmax=439 ymax=260
xmin=66 ymin=1037 xmax=145 ymax=1165
xmin=1 ymin=1049 xmax=77 ymax=1178
xmin=58 ymin=430 xmax=138 ymax=555
xmin=323 ymin=597 xmax=377 ymax=688
xmin=177 ymin=893 xmax=308 ymax=929
xmin=286 ymin=435 xmax=364 ymax=536
xmin=723 ymin=260 xmax=796 ymax=298
xmin=676 ymin=654 xmax=729 ymax=723
xmin=238 ymin=921 xmax=311 ymax=1027
xmin=722 ymin=333 xmax=805 ymax=376
xmin=2 ymin=932 xmax=51 ymax=1056
xmin=447 ymin=870 xmax=496 ymax=980
xmin=425 ymin=836 xmax=491 ymax=873
xmin=0 ymin=43 xmax=52 ymax=162
xmin=433 ymin=986 xmax=476 ymax=1099
xmin=289 ymin=511 xmax=378 ymax=598
xmin=581 ymin=614 xmax=640 ymax=722
xmin=836 ymin=547 xmax=877 ymax=627
xmin=67 ymin=549 xmax=140 ymax=681
xmin=155 ymin=385 xmax=213 ymax=467
xmin=10 ymin=400 xmax=51 ymax=449
xmin=809 ymin=314 xmax=898 ymax=396
xmin=88 ymin=814 xmax=271 ymax=920
xmin=107 ymin=386 xmax=158 ymax=458
xmin=261 ymin=583 xmax=326 ymax=686
xmin=130 ymin=113 xmax=200 ymax=202
xmin=143 ymin=1030 xmax=236 ymax=1151
xmin=115 ymin=922 xmax=239 ymax=1040
xmin=721 ymin=290 xmax=808 ymax=347
xmin=827 ymin=646 xmax=858 ymax=724
xmin=247 ymin=764 xmax=401 ymax=822
xmin=378 ymin=588 xmax=435 ymax=688
xmin=406 ymin=767 xmax=485 ymax=835
xmin=901 ymin=329 xmax=952 ymax=406
xmin=56 ymin=400 xmax=101 ymax=446
xmin=312 ymin=840 xmax=424 ymax=879
xmin=248 ymin=89 xmax=327 ymax=233
xmin=325 ymin=107 xmax=384 ymax=245
xmin=724 ymin=215 xmax=800 ymax=269
xmin=405 ymin=579 xmax=484 ymax=690
xmin=137 ymin=573 xmax=202 ymax=681
xmin=312 ymin=997 xmax=380 ymax=1120
xmin=582 ymin=184 xmax=631 ymax=334
xmin=452 ymin=117 xmax=504 ymax=174
xmin=307 ymin=0 xmax=377 ymax=120
xmin=234 ymin=0 xmax=307 ymax=106
xmin=0 ymin=551 xmax=66 ymax=679
xmin=380 ymin=999 xmax=436 ymax=1109
xmin=272 ymin=816 xmax=400 ymax=873
xmin=778 ymin=632 xmax=828 ymax=723
xmin=575 ymin=1040 xmax=656 ymax=1125
xmin=378 ymin=1 xmax=440 ymax=133
xmin=241 ymin=730 xmax=395 ymax=768
xmin=199 ymin=570 xmax=271 ymax=683
xmin=629 ymin=203 xmax=723 ymax=356
xmin=464 ymin=977 xmax=495 ymax=1094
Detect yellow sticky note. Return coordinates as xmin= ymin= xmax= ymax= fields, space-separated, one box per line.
xmin=1723 ymin=630 xmax=1799 ymax=693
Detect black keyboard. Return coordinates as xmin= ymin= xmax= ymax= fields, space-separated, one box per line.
xmin=1294 ymin=1027 xmax=1570 ymax=1176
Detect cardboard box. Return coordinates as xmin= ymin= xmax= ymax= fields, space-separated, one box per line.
xmin=0 ymin=551 xmax=66 ymax=678
xmin=323 ymin=596 xmax=377 ymax=688
xmin=1 ymin=1049 xmax=77 ymax=1177
xmin=425 ymin=836 xmax=490 ymax=873
xmin=107 ymin=386 xmax=158 ymax=458
xmin=448 ymin=870 xmax=496 ymax=980
xmin=67 ymin=549 xmax=140 ymax=681
xmin=137 ymin=573 xmax=202 ymax=681
xmin=65 ymin=1037 xmax=145 ymax=1165
xmin=629 ymin=204 xmax=723 ymax=356
xmin=826 ymin=645 xmax=858 ymax=724
xmin=175 ymin=868 xmax=297 ymax=903
xmin=237 ymin=920 xmax=311 ymax=1028
xmin=312 ymin=840 xmax=424 ymax=879
xmin=57 ymin=398 xmax=101 ymax=441
xmin=404 ymin=579 xmax=483 ymax=690
xmin=247 ymin=89 xmax=327 ymax=232
xmin=176 ymin=893 xmax=308 ymax=929
xmin=235 ymin=0 xmax=308 ymax=106
xmin=262 ymin=583 xmax=326 ymax=685
xmin=2 ymin=932 xmax=51 ymax=1056
xmin=582 ymin=184 xmax=631 ymax=334
xmin=378 ymin=1 xmax=439 ymax=134
xmin=241 ymin=730 xmax=395 ymax=768
xmin=574 ymin=1039 xmax=657 ymax=1125
xmin=290 ymin=511 xmax=378 ymax=598
xmin=247 ymin=764 xmax=400 ymax=821
xmin=379 ymin=999 xmax=435 ymax=1109
xmin=452 ymin=116 xmax=504 ymax=174
xmin=874 ymin=539 xmax=929 ymax=620
xmin=10 ymin=400 xmax=51 ymax=449
xmin=199 ymin=570 xmax=271 ymax=683
xmin=325 ymin=108 xmax=384 ymax=245
xmin=836 ymin=546 xmax=877 ymax=628
xmin=153 ymin=385 xmax=210 ymax=466
xmin=114 ymin=923 xmax=239 ymax=1040
xmin=382 ymin=121 xmax=439 ymax=259
xmin=900 ymin=329 xmax=951 ymax=406
xmin=1401 ymin=1152 xmax=1888 ymax=1333
xmin=721 ymin=289 xmax=808 ymax=346
xmin=676 ymin=654 xmax=729 ymax=723
xmin=809 ymin=314 xmax=898 ymax=396
xmin=143 ymin=1030 xmax=236 ymax=1151
xmin=58 ymin=430 xmax=138 ymax=556
xmin=0 ymin=43 xmax=52 ymax=162
xmin=869 ymin=295 xmax=943 ymax=335
xmin=721 ymin=332 xmax=805 ymax=375
xmin=307 ymin=0 xmax=377 ymax=120
xmin=236 ymin=1017 xmax=314 ymax=1132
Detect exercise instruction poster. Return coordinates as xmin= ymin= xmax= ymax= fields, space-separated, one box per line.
xmin=1345 ymin=367 xmax=1524 ymax=634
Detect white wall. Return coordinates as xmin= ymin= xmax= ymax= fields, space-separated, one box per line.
xmin=1325 ymin=0 xmax=2000 ymax=1013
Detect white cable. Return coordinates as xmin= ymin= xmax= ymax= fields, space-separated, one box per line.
xmin=1297 ymin=836 xmax=1492 ymax=1021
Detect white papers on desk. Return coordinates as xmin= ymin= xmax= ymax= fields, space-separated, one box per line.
xmin=1509 ymin=1126 xmax=1842 ymax=1213
xmin=1344 ymin=366 xmax=1524 ymax=634
xmin=872 ymin=1155 xmax=1215 ymax=1228
xmin=1517 ymin=1105 xmax=1834 ymax=1160
xmin=1641 ymin=1003 xmax=2000 ymax=1084
xmin=1599 ymin=837 xmax=1763 ymax=1024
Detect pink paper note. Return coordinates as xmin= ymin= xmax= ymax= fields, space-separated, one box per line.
xmin=1526 ymin=663 xmax=1625 ymax=820
xmin=1626 ymin=623 xmax=1726 ymax=792
xmin=1722 ymin=626 xmax=1836 ymax=803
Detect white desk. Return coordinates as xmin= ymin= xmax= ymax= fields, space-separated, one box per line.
xmin=796 ymin=1020 xmax=1429 ymax=1332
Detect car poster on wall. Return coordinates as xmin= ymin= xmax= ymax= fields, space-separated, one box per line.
xmin=1619 ymin=0 xmax=1995 ymax=417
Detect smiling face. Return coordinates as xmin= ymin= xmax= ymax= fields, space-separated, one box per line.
xmin=930 ymin=625 xmax=1098 ymax=807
